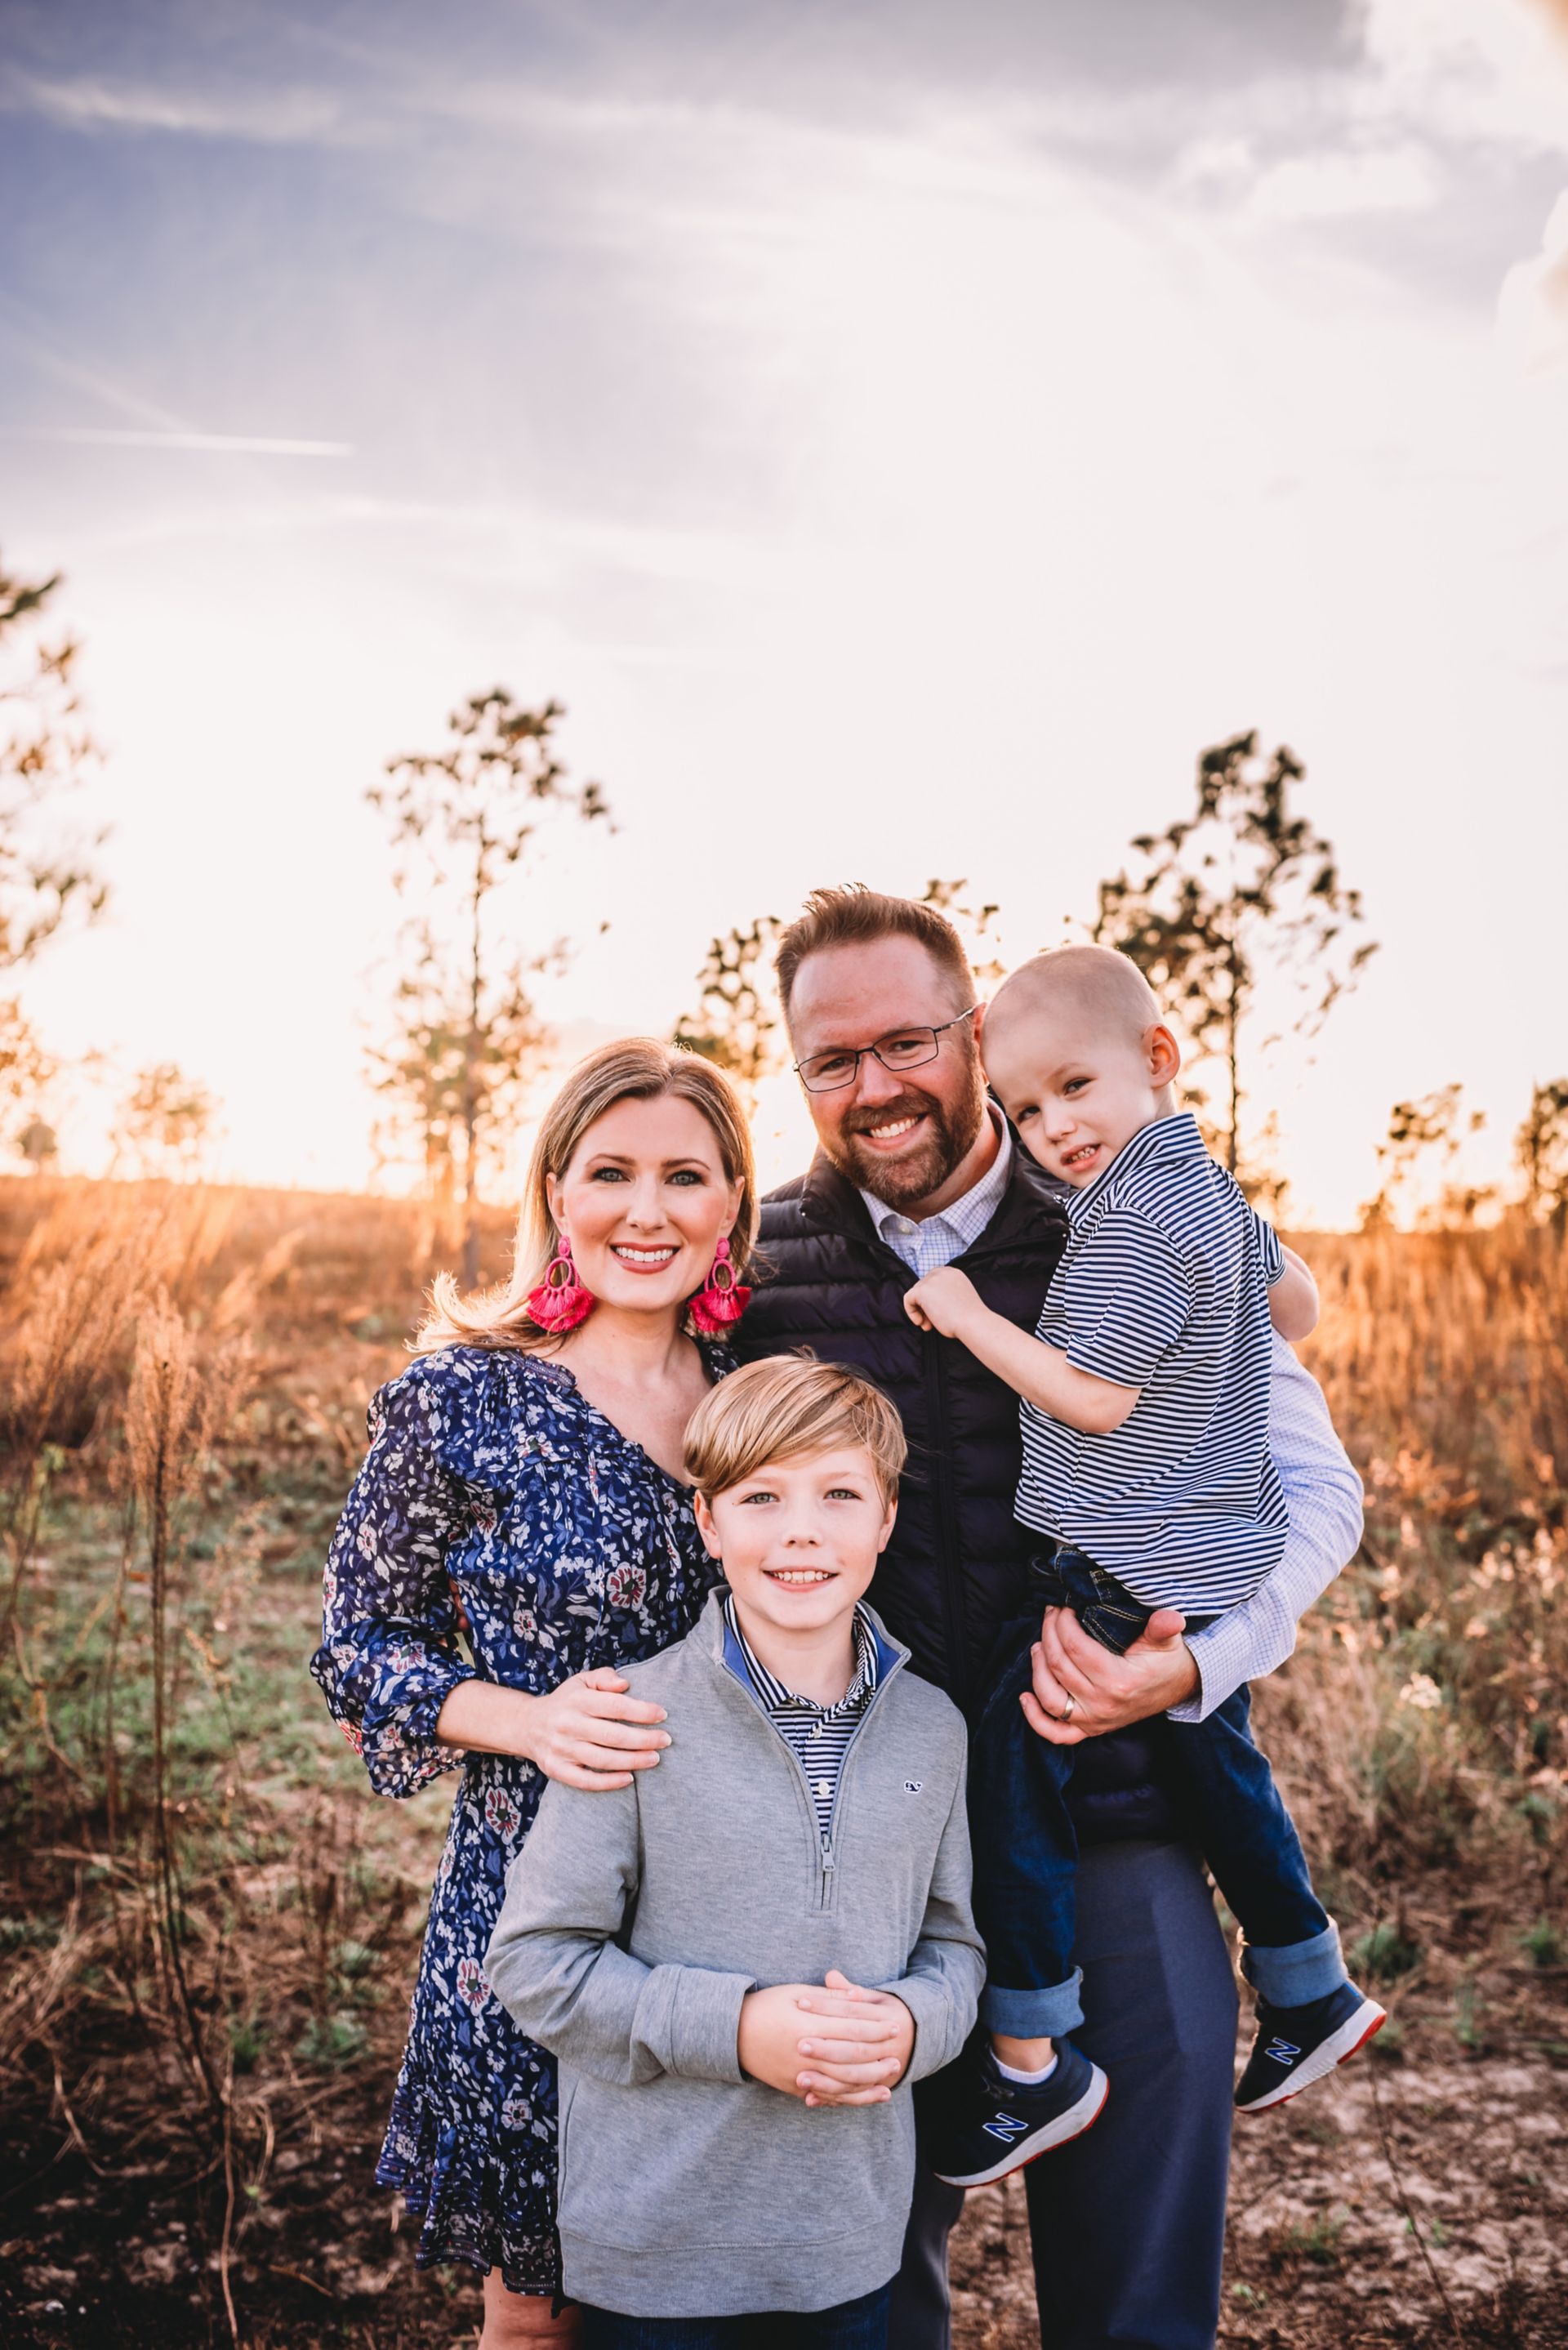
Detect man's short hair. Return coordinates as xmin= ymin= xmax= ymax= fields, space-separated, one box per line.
xmin=684 ymin=1354 xmax=906 ymax=1504
xmin=774 ymin=886 xmax=973 ymax=1023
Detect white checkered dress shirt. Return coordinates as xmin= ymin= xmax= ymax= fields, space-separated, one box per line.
xmin=858 ymin=1109 xmax=1018 ymax=1275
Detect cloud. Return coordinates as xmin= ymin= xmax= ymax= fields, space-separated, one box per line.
xmin=1498 ymin=188 xmax=1568 ymax=370
xmin=1354 ymin=0 xmax=1568 ymax=155
xmin=0 ymin=67 xmax=345 ymax=145
xmin=1246 ymin=140 xmax=1439 ymax=221
xmin=8 ymin=426 xmax=354 ymax=457
xmin=1176 ymin=133 xmax=1441 ymax=223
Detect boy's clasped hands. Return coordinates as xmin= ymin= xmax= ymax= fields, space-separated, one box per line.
xmin=738 ymin=1968 xmax=915 ymax=2109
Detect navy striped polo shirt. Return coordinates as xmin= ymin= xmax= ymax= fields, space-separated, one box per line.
xmin=723 ymin=1592 xmax=879 ymax=1843
xmin=1014 ymin=1111 xmax=1289 ymax=1612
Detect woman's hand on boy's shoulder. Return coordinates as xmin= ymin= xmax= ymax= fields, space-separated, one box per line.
xmin=523 ymin=1666 xmax=672 ymax=1789
xmin=737 ymin=1972 xmax=913 ymax=2107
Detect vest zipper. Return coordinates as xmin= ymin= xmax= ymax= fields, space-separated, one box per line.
xmin=924 ymin=1331 xmax=972 ymax=1711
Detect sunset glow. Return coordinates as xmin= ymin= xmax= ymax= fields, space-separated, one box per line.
xmin=5 ymin=0 xmax=1566 ymax=1221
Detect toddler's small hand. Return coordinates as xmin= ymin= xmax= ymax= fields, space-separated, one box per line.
xmin=904 ymin=1267 xmax=979 ymax=1339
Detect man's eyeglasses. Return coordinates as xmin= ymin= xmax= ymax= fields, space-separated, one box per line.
xmin=792 ymin=1006 xmax=980 ymax=1095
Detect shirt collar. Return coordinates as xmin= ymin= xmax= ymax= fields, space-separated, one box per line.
xmin=1066 ymin=1109 xmax=1207 ymax=1222
xmin=857 ymin=1102 xmax=1013 ymax=1251
xmin=723 ymin=1592 xmax=879 ymax=1716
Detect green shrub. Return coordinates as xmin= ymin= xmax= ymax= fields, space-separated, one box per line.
xmin=1351 ymin=1920 xmax=1422 ymax=1982
xmin=1519 ymin=1916 xmax=1564 ymax=1968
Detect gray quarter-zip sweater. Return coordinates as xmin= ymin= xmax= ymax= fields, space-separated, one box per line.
xmin=485 ymin=1586 xmax=983 ymax=2317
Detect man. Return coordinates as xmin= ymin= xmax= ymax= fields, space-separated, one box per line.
xmin=736 ymin=887 xmax=1364 ymax=2350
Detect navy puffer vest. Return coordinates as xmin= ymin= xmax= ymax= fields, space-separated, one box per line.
xmin=737 ymin=1148 xmax=1182 ymax=1845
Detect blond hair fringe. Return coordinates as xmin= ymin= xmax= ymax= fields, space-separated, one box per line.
xmin=683 ymin=1353 xmax=906 ymax=1502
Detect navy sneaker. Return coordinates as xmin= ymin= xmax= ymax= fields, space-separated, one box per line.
xmin=928 ymin=2040 xmax=1109 ymax=2187
xmin=1235 ymin=1980 xmax=1387 ymax=2112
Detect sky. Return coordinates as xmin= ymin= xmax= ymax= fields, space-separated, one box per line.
xmin=2 ymin=0 xmax=1566 ymax=1223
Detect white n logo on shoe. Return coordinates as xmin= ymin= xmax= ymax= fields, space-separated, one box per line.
xmin=982 ymin=2111 xmax=1030 ymax=2144
xmin=1265 ymin=2037 xmax=1302 ymax=2064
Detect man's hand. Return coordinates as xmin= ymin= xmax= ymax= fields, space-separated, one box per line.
xmin=1022 ymin=1606 xmax=1199 ymax=1744
xmin=795 ymin=1971 xmax=915 ymax=2107
xmin=904 ymin=1266 xmax=982 ymax=1339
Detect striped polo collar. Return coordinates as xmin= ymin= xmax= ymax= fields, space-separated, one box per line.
xmin=1066 ymin=1109 xmax=1207 ymax=1224
xmin=721 ymin=1590 xmax=880 ymax=1718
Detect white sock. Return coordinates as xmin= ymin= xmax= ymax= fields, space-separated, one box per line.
xmin=995 ymin=2053 xmax=1058 ymax=2087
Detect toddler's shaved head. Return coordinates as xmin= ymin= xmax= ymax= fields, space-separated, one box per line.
xmin=987 ymin=945 xmax=1162 ymax=1056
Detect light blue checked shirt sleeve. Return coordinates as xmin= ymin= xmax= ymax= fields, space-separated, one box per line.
xmin=1169 ymin=1336 xmax=1363 ymax=1723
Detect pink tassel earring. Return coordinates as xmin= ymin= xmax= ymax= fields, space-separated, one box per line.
xmin=688 ymin=1235 xmax=751 ymax=1336
xmin=527 ymin=1232 xmax=595 ymax=1334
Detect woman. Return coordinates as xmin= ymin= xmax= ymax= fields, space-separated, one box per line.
xmin=312 ymin=1039 xmax=757 ymax=2346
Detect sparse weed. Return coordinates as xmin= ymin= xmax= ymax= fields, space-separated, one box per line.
xmin=1519 ymin=1916 xmax=1564 ymax=1968
xmin=1453 ymin=1978 xmax=1486 ymax=2052
xmin=1272 ymin=2206 xmax=1348 ymax=2267
xmin=294 ymin=2012 xmax=370 ymax=2069
xmin=1352 ymin=1920 xmax=1423 ymax=1983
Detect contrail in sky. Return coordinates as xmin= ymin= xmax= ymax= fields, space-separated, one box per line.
xmin=10 ymin=426 xmax=353 ymax=456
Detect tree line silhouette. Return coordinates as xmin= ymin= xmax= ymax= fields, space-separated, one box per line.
xmin=3 ymin=543 xmax=1565 ymax=1231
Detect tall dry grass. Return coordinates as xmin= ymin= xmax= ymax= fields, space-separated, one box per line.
xmin=0 ymin=1178 xmax=515 ymax=2343
xmin=1261 ymin=1218 xmax=1566 ymax=1978
xmin=0 ymin=1176 xmax=1561 ymax=2337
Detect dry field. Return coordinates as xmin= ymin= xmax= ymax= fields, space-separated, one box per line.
xmin=0 ymin=1177 xmax=1563 ymax=2348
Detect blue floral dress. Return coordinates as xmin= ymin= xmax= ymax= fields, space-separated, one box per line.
xmin=310 ymin=1342 xmax=728 ymax=2294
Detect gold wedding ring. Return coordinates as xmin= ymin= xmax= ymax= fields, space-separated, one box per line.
xmin=1061 ymin=1692 xmax=1076 ymax=1724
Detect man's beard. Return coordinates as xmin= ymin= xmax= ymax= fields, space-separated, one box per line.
xmin=822 ymin=1059 xmax=990 ymax=1211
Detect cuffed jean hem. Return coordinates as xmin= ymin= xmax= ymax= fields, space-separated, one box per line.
xmin=979 ymin=1967 xmax=1085 ymax=2039
xmin=1241 ymin=1920 xmax=1346 ymax=2007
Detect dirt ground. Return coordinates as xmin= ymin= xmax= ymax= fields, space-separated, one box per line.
xmin=951 ymin=2019 xmax=1568 ymax=2348
xmin=4 ymin=1991 xmax=1564 ymax=2349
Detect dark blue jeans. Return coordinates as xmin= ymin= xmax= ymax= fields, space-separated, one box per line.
xmin=969 ymin=1543 xmax=1332 ymax=2036
xmin=579 ymin=2281 xmax=891 ymax=2349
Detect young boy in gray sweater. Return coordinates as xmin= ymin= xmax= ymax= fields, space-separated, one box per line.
xmin=485 ymin=1357 xmax=985 ymax=2348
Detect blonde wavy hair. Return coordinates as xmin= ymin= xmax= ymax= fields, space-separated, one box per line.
xmin=413 ymin=1038 xmax=759 ymax=1355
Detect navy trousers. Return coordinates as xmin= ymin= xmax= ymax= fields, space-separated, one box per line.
xmin=890 ymin=1839 xmax=1238 ymax=2350
xmin=969 ymin=1556 xmax=1330 ymax=2032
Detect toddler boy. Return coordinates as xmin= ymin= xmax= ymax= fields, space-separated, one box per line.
xmin=903 ymin=944 xmax=1383 ymax=2187
xmin=486 ymin=1356 xmax=985 ymax=2346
